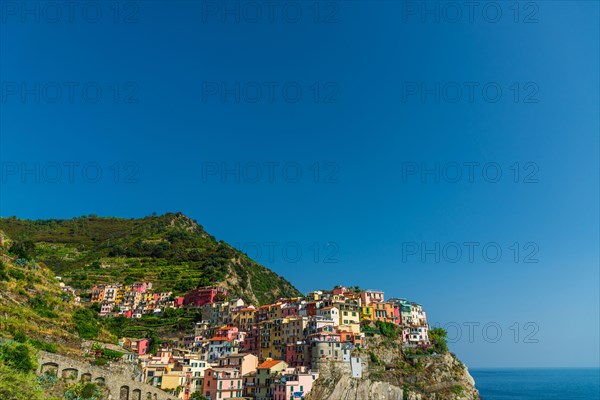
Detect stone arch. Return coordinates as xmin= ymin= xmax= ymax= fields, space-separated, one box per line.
xmin=61 ymin=368 xmax=78 ymax=380
xmin=40 ymin=362 xmax=59 ymax=375
xmin=120 ymin=385 xmax=130 ymax=400
xmin=146 ymin=393 xmax=153 ymax=400
xmin=131 ymin=389 xmax=142 ymax=400
xmin=81 ymin=372 xmax=92 ymax=382
xmin=94 ymin=376 xmax=106 ymax=385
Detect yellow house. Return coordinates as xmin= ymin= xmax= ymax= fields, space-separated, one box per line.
xmin=115 ymin=287 xmax=124 ymax=304
xmin=360 ymin=306 xmax=375 ymax=322
xmin=338 ymin=304 xmax=360 ymax=326
xmin=160 ymin=370 xmax=186 ymax=390
xmin=233 ymin=307 xmax=256 ymax=331
xmin=259 ymin=321 xmax=281 ymax=360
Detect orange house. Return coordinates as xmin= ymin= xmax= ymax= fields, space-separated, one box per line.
xmin=370 ymin=302 xmax=395 ymax=323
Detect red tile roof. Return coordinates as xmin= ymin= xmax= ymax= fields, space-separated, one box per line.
xmin=257 ymin=359 xmax=285 ymax=369
xmin=209 ymin=337 xmax=231 ymax=342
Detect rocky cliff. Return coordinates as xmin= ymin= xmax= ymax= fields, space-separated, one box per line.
xmin=306 ymin=335 xmax=479 ymax=400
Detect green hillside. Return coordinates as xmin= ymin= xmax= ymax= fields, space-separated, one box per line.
xmin=0 ymin=213 xmax=301 ymax=305
xmin=0 ymin=241 xmax=116 ymax=355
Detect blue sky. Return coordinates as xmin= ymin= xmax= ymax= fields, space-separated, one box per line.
xmin=1 ymin=1 xmax=598 ymax=368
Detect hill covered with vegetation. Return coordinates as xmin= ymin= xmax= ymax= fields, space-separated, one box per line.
xmin=0 ymin=212 xmax=301 ymax=305
xmin=0 ymin=236 xmax=116 ymax=355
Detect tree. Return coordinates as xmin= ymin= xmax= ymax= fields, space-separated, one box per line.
xmin=0 ymin=343 xmax=38 ymax=373
xmin=0 ymin=260 xmax=9 ymax=281
xmin=9 ymin=241 xmax=35 ymax=260
xmin=0 ymin=363 xmax=44 ymax=400
xmin=428 ymin=327 xmax=448 ymax=353
xmin=147 ymin=330 xmax=161 ymax=354
xmin=72 ymin=308 xmax=99 ymax=339
xmin=189 ymin=392 xmax=208 ymax=400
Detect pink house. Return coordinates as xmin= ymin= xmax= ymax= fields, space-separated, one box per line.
xmin=122 ymin=338 xmax=150 ymax=355
xmin=134 ymin=339 xmax=150 ymax=355
xmin=216 ymin=325 xmax=239 ymax=341
xmin=99 ymin=303 xmax=113 ymax=316
xmin=131 ymin=282 xmax=148 ymax=293
xmin=360 ymin=290 xmax=385 ymax=305
xmin=273 ymin=367 xmax=319 ymax=400
xmin=202 ymin=368 xmax=243 ymax=399
xmin=285 ymin=343 xmax=310 ymax=368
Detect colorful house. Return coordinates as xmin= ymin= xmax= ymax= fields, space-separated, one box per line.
xmin=256 ymin=359 xmax=288 ymax=400
xmin=202 ymin=367 xmax=243 ymax=400
xmin=316 ymin=306 xmax=340 ymax=326
xmin=218 ymin=353 xmax=258 ymax=376
xmin=273 ymin=367 xmax=319 ymax=400
xmin=360 ymin=305 xmax=375 ymax=322
xmin=360 ymin=290 xmax=385 ymax=305
xmin=183 ymin=287 xmax=228 ymax=307
xmin=207 ymin=337 xmax=233 ymax=363
xmin=370 ymin=302 xmax=395 ymax=324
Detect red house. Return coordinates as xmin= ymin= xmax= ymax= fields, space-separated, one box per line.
xmin=183 ymin=287 xmax=228 ymax=307
xmin=173 ymin=296 xmax=185 ymax=308
xmin=305 ymin=302 xmax=318 ymax=317
xmin=240 ymin=325 xmax=260 ymax=357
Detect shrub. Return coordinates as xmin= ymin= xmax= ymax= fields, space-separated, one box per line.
xmin=9 ymin=241 xmax=36 ymax=261
xmin=0 ymin=363 xmax=45 ymax=400
xmin=13 ymin=331 xmax=27 ymax=343
xmin=100 ymin=349 xmax=123 ymax=360
xmin=429 ymin=327 xmax=449 ymax=353
xmin=38 ymin=370 xmax=58 ymax=388
xmin=8 ymin=269 xmax=25 ymax=280
xmin=369 ymin=351 xmax=379 ymax=364
xmin=94 ymin=357 xmax=108 ymax=366
xmin=29 ymin=295 xmax=58 ymax=319
xmin=0 ymin=342 xmax=38 ymax=373
xmin=376 ymin=321 xmax=400 ymax=339
xmin=64 ymin=382 xmax=104 ymax=400
xmin=0 ymin=260 xmax=9 ymax=281
xmin=451 ymin=385 xmax=464 ymax=395
xmin=72 ymin=308 xmax=99 ymax=339
xmin=30 ymin=339 xmax=57 ymax=353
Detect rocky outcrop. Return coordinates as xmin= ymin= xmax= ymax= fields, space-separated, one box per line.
xmin=307 ymin=361 xmax=404 ymax=400
xmin=306 ymin=335 xmax=479 ymax=400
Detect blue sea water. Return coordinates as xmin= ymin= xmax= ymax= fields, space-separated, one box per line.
xmin=470 ymin=368 xmax=600 ymax=400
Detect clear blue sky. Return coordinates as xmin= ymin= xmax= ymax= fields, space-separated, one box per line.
xmin=1 ymin=1 xmax=598 ymax=368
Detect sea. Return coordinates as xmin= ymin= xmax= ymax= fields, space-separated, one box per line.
xmin=471 ymin=368 xmax=600 ymax=400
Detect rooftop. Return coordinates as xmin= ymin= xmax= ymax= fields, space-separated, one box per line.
xmin=257 ymin=359 xmax=285 ymax=369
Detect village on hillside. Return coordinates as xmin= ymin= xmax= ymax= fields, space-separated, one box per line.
xmin=87 ymin=283 xmax=431 ymax=400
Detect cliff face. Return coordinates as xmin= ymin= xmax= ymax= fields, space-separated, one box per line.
xmin=307 ymin=335 xmax=479 ymax=400
xmin=306 ymin=361 xmax=404 ymax=400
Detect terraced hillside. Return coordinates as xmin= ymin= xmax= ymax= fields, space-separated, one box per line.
xmin=0 ymin=213 xmax=301 ymax=305
xmin=0 ymin=240 xmax=115 ymax=354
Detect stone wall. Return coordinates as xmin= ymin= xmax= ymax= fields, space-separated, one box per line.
xmin=37 ymin=351 xmax=178 ymax=400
